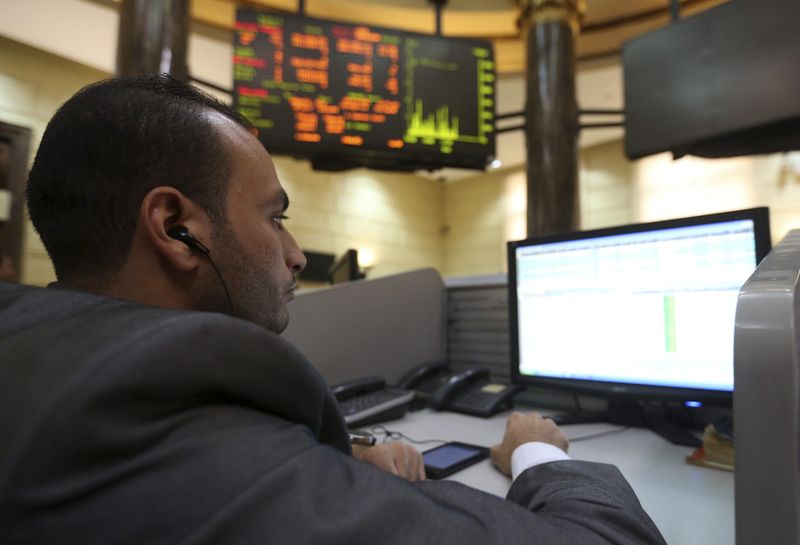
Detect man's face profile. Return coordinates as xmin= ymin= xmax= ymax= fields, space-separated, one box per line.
xmin=203 ymin=113 xmax=307 ymax=334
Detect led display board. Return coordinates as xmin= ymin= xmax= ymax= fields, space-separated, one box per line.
xmin=233 ymin=8 xmax=496 ymax=171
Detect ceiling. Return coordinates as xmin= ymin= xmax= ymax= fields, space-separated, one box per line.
xmin=191 ymin=0 xmax=730 ymax=72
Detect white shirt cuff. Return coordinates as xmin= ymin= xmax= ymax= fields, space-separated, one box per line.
xmin=510 ymin=442 xmax=571 ymax=481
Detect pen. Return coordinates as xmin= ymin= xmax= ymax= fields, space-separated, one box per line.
xmin=348 ymin=432 xmax=377 ymax=446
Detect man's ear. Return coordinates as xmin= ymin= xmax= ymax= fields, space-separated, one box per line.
xmin=139 ymin=186 xmax=211 ymax=272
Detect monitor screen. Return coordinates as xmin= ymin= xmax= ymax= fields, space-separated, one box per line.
xmin=508 ymin=208 xmax=771 ymax=404
xmin=233 ymin=8 xmax=495 ymax=171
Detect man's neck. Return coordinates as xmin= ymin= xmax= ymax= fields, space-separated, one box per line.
xmin=57 ymin=273 xmax=191 ymax=311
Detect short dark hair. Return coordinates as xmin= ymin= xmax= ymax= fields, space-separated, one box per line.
xmin=26 ymin=74 xmax=253 ymax=282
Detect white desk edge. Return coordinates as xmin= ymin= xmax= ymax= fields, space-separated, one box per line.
xmin=363 ymin=409 xmax=733 ymax=545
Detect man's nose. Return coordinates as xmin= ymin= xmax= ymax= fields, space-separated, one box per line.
xmin=286 ymin=235 xmax=307 ymax=273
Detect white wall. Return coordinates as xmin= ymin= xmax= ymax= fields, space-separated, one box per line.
xmin=635 ymin=151 xmax=800 ymax=243
xmin=443 ymin=141 xmax=800 ymax=276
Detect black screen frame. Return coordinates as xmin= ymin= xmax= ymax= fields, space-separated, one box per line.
xmin=507 ymin=207 xmax=772 ymax=407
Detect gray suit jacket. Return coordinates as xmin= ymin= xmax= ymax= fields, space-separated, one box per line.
xmin=0 ymin=282 xmax=666 ymax=545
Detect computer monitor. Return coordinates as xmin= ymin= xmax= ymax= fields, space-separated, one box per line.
xmin=508 ymin=208 xmax=771 ymax=442
xmin=329 ymin=249 xmax=360 ymax=285
xmin=734 ymin=228 xmax=800 ymax=545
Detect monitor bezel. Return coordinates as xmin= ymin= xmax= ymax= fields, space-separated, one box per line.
xmin=507 ymin=207 xmax=772 ymax=406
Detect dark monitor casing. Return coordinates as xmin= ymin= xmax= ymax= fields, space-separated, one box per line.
xmin=298 ymin=251 xmax=335 ymax=283
xmin=623 ymin=0 xmax=800 ymax=160
xmin=329 ymin=249 xmax=360 ymax=285
xmin=507 ymin=207 xmax=772 ymax=408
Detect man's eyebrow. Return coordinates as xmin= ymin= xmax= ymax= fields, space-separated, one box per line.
xmin=279 ymin=189 xmax=289 ymax=212
xmin=267 ymin=189 xmax=289 ymax=212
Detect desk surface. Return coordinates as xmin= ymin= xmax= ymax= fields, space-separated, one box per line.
xmin=374 ymin=409 xmax=732 ymax=545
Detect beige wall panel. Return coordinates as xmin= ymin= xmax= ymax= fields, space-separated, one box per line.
xmin=770 ymin=212 xmax=800 ymax=246
xmin=21 ymin=254 xmax=55 ymax=287
xmin=443 ymin=247 xmax=506 ymax=277
xmin=1 ymin=37 xmax=109 ymax=286
xmin=584 ymin=184 xmax=630 ymax=211
xmin=289 ymin=228 xmax=336 ymax=253
xmin=583 ymin=208 xmax=631 ymax=229
xmin=284 ymin=206 xmax=337 ymax=231
xmin=24 ymin=221 xmax=47 ymax=255
xmin=0 ymin=74 xmax=37 ymax=115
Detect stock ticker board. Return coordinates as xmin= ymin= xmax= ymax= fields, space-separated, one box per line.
xmin=233 ymin=8 xmax=496 ymax=171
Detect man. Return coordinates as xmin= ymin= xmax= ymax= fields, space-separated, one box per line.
xmin=0 ymin=75 xmax=666 ymax=545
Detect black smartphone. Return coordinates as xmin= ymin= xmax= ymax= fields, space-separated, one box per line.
xmin=422 ymin=441 xmax=489 ymax=479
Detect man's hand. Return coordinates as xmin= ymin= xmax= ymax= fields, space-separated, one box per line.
xmin=352 ymin=442 xmax=426 ymax=481
xmin=490 ymin=412 xmax=568 ymax=476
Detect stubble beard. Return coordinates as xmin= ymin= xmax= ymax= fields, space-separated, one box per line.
xmin=211 ymin=223 xmax=290 ymax=334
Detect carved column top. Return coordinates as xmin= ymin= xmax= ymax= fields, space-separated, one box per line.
xmin=516 ymin=0 xmax=587 ymax=35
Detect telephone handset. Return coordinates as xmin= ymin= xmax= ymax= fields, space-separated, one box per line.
xmin=396 ymin=363 xmax=521 ymax=418
xmin=430 ymin=368 xmax=490 ymax=409
xmin=395 ymin=361 xmax=450 ymax=395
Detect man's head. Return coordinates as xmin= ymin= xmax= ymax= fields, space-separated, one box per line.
xmin=27 ymin=75 xmax=306 ymax=332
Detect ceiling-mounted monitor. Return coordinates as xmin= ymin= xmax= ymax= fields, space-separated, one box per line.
xmin=623 ymin=0 xmax=800 ymax=159
xmin=233 ymin=8 xmax=496 ymax=171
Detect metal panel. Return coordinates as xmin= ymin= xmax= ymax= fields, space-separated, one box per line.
xmin=734 ymin=229 xmax=800 ymax=545
xmin=446 ymin=281 xmax=511 ymax=380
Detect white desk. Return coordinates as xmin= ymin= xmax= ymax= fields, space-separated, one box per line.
xmin=374 ymin=409 xmax=733 ymax=545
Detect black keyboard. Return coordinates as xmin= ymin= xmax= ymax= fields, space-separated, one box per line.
xmin=449 ymin=389 xmax=505 ymax=414
xmin=338 ymin=388 xmax=415 ymax=427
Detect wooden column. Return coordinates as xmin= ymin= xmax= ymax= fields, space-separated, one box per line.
xmin=517 ymin=0 xmax=585 ymax=237
xmin=116 ymin=0 xmax=190 ymax=80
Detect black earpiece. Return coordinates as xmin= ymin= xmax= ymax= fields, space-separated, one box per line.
xmin=167 ymin=225 xmax=235 ymax=316
xmin=167 ymin=225 xmax=210 ymax=256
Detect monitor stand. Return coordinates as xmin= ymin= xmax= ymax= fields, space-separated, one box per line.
xmin=644 ymin=413 xmax=702 ymax=447
xmin=538 ymin=400 xmax=703 ymax=446
xmin=546 ymin=410 xmax=607 ymax=426
xmin=607 ymin=401 xmax=702 ymax=447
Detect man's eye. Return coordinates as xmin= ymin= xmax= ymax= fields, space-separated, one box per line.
xmin=273 ymin=214 xmax=289 ymax=228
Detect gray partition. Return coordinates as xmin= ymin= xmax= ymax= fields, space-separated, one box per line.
xmin=283 ymin=268 xmax=446 ymax=386
xmin=445 ymin=274 xmax=510 ymax=379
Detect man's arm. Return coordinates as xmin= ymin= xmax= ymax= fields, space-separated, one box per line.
xmin=1 ymin=310 xmax=666 ymax=545
xmin=345 ymin=411 xmax=664 ymax=544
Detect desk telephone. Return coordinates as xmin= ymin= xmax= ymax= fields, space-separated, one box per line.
xmin=332 ymin=363 xmax=520 ymax=427
xmin=397 ymin=363 xmax=521 ymax=418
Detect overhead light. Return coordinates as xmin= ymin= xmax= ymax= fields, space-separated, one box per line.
xmin=358 ymin=247 xmax=376 ymax=269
